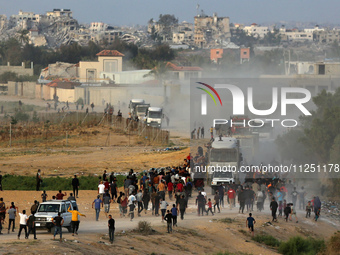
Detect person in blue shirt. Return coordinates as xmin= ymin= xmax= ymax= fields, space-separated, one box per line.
xmin=171 ymin=204 xmax=178 ymax=227
xmin=246 ymin=213 xmax=256 ymax=237
xmin=92 ymin=195 xmax=103 ymax=221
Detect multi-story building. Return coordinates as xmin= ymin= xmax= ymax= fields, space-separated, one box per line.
xmin=46 ymin=9 xmax=72 ymax=19
xmin=9 ymin=10 xmax=40 ymax=29
xmin=314 ymin=29 xmax=340 ymax=43
xmin=280 ymin=27 xmax=313 ymax=42
xmin=90 ymin=22 xmax=108 ymax=32
xmin=194 ymin=12 xmax=231 ymax=48
xmin=243 ymin=23 xmax=269 ymax=38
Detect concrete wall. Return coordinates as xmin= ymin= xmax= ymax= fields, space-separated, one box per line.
xmin=100 ymin=70 xmax=152 ymax=84
xmin=7 ymin=81 xmax=36 ymax=97
xmin=56 ymin=88 xmax=75 ymax=102
xmin=0 ymin=64 xmax=34 ymax=76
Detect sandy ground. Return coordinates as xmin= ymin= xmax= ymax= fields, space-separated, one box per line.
xmin=0 ymin=190 xmax=339 ymax=255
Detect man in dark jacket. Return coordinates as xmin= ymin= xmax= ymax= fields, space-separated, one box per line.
xmin=196 ymin=192 xmax=205 ymax=216
xmin=238 ymin=188 xmax=246 ymax=214
xmin=270 ymin=197 xmax=279 ymax=222
xmin=72 ymin=175 xmax=79 ymax=198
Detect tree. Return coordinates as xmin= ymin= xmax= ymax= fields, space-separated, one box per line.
xmin=17 ymin=29 xmax=29 ymax=45
xmin=157 ymin=14 xmax=178 ymax=40
xmin=144 ymin=62 xmax=169 ymax=85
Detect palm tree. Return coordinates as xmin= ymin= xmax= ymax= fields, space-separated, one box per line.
xmin=17 ymin=29 xmax=29 ymax=45
xmin=144 ymin=62 xmax=170 ymax=102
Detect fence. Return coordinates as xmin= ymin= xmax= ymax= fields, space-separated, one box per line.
xmin=0 ymin=111 xmax=170 ymax=147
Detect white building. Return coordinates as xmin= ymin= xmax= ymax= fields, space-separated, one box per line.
xmin=243 ymin=23 xmax=269 ymax=38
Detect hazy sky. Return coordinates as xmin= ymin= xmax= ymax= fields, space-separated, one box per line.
xmin=1 ymin=0 xmax=340 ymax=26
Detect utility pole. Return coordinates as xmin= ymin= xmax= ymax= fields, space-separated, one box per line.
xmin=9 ymin=122 xmax=11 ymax=147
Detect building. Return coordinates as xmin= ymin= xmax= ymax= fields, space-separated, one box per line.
xmin=172 ymin=30 xmax=193 ymax=44
xmin=78 ymin=50 xmax=124 ymax=82
xmin=243 ymin=23 xmax=269 ymax=38
xmin=210 ymin=49 xmax=223 ymax=63
xmin=46 ymin=9 xmax=72 ymax=19
xmin=304 ymin=25 xmax=324 ymax=33
xmin=9 ymin=10 xmax=40 ymax=29
xmin=279 ymin=27 xmax=313 ymax=42
xmin=194 ymin=12 xmax=231 ymax=48
xmin=90 ymin=22 xmax=107 ymax=32
xmin=314 ymin=29 xmax=340 ymax=43
xmin=166 ymin=62 xmax=202 ymax=80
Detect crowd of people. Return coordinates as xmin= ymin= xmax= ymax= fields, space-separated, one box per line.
xmin=0 ymin=156 xmax=324 ymax=241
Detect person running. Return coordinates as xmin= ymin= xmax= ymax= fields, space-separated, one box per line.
xmin=246 ymin=213 xmax=256 ymax=237
xmin=52 ymin=212 xmax=64 ymax=242
xmin=290 ymin=203 xmax=298 ymax=223
xmin=171 ymin=204 xmax=178 ymax=227
xmin=68 ymin=205 xmax=86 ymax=236
xmin=92 ymin=195 xmax=103 ymax=221
xmin=18 ymin=210 xmax=28 ymax=239
xmin=7 ymin=202 xmax=17 ymax=233
xmin=108 ymin=215 xmax=115 ymax=244
xmin=270 ymin=197 xmax=278 ymax=222
xmin=72 ymin=175 xmax=79 ymax=198
xmin=206 ymin=198 xmax=214 ymax=215
xmin=214 ymin=191 xmax=220 ymax=213
xmin=164 ymin=210 xmax=173 ymax=233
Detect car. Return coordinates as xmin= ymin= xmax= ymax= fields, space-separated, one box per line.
xmin=34 ymin=199 xmax=77 ymax=233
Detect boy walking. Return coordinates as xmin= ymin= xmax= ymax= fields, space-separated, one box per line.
xmin=206 ymin=198 xmax=214 ymax=215
xmin=246 ymin=213 xmax=256 ymax=237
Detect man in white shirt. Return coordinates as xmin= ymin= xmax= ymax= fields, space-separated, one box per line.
xmin=128 ymin=193 xmax=136 ymax=221
xmin=18 ymin=210 xmax=28 ymax=239
xmin=98 ymin=181 xmax=105 ymax=199
xmin=160 ymin=199 xmax=169 ymax=222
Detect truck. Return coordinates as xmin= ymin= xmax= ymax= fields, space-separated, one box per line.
xmin=146 ymin=107 xmax=163 ymax=128
xmin=34 ymin=200 xmax=77 ymax=233
xmin=136 ymin=103 xmax=150 ymax=121
xmin=209 ymin=136 xmax=243 ymax=194
xmin=129 ymin=99 xmax=145 ymax=118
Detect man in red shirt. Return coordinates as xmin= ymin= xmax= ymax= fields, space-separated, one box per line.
xmin=227 ymin=188 xmax=236 ymax=210
xmin=56 ymin=190 xmax=67 ymax=200
xmin=167 ymin=181 xmax=173 ymax=200
xmin=176 ymin=181 xmax=184 ymax=193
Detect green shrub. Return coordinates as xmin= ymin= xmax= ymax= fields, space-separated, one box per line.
xmin=136 ymin=221 xmax=153 ymax=235
xmin=278 ymin=236 xmax=325 ymax=255
xmin=2 ymin=174 xmax=127 ymax=190
xmin=252 ymin=234 xmax=281 ymax=247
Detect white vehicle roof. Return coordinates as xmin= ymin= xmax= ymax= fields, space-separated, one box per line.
xmin=211 ymin=137 xmax=238 ymax=149
xmin=148 ymin=107 xmax=162 ymax=112
xmin=131 ymin=99 xmax=145 ymax=103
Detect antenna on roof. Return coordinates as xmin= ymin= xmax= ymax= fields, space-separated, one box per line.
xmin=196 ymin=4 xmax=200 ymax=16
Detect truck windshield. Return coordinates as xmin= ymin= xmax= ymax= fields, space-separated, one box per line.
xmin=38 ymin=204 xmax=60 ymax=213
xmin=137 ymin=107 xmax=148 ymax=114
xmin=210 ymin=149 xmax=237 ymax=162
xmin=213 ymin=171 xmax=233 ymax=178
xmin=149 ymin=111 xmax=162 ymax=118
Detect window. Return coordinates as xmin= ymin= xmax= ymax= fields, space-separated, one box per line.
xmin=103 ymin=60 xmax=118 ymax=72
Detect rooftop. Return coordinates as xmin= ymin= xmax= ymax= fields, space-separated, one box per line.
xmin=96 ymin=50 xmax=124 ymax=57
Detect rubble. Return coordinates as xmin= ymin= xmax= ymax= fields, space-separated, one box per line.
xmin=321 ymin=200 xmax=340 ymax=222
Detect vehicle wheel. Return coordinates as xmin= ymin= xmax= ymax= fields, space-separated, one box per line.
xmin=211 ymin=187 xmax=216 ymax=195
xmin=50 ymin=226 xmax=55 ymax=234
